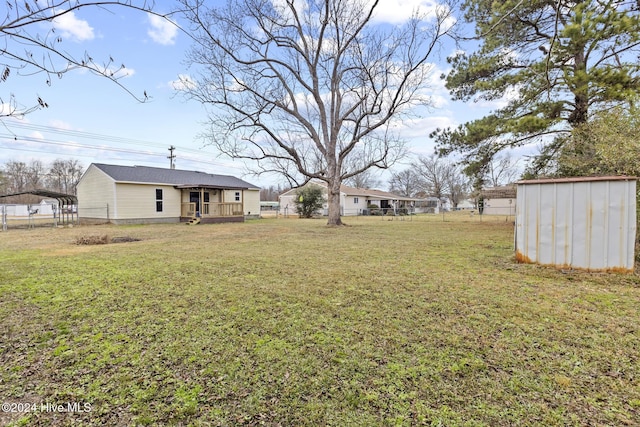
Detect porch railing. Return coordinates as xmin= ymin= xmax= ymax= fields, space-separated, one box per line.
xmin=181 ymin=202 xmax=244 ymax=218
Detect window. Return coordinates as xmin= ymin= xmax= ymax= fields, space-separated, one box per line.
xmin=155 ymin=189 xmax=163 ymax=212
xmin=354 ymin=197 xmax=359 ymax=204
xmin=235 ymin=192 xmax=241 ymax=201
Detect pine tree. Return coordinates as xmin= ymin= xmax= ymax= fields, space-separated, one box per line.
xmin=433 ymin=0 xmax=640 ymax=177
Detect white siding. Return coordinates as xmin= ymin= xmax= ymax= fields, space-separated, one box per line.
xmin=243 ymin=189 xmax=261 ymax=216
xmin=77 ymin=165 xmax=115 ymax=220
xmin=222 ymin=189 xmax=242 ymax=204
xmin=515 ymin=177 xmax=637 ymax=272
xmin=341 ymin=195 xmax=361 ymax=215
xmin=114 ymin=183 xmax=181 ymax=220
xmin=483 ymin=198 xmax=515 ymax=216
xmin=279 ymin=193 xmax=297 ymax=215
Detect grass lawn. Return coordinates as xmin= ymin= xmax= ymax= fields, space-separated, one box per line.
xmin=0 ymin=214 xmax=639 ymax=426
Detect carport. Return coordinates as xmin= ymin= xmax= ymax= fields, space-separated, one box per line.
xmin=0 ymin=189 xmax=78 ymax=230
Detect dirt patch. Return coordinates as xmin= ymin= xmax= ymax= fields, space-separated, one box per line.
xmin=74 ymin=235 xmax=141 ymax=245
xmin=110 ymin=236 xmax=141 ymax=243
xmin=75 ymin=234 xmax=110 ymax=245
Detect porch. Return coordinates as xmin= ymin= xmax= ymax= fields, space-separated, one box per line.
xmin=180 ymin=202 xmax=244 ymax=222
xmin=178 ymin=187 xmax=245 ymax=223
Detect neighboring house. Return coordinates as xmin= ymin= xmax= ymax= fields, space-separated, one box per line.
xmin=455 ymin=199 xmax=476 ymax=210
xmin=77 ymin=163 xmax=260 ymax=224
xmin=278 ymin=180 xmax=418 ymax=216
xmin=481 ymin=185 xmax=517 ymax=215
xmin=414 ymin=197 xmax=442 ymax=214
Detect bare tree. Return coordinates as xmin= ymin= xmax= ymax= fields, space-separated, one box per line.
xmin=2 ymin=160 xmax=29 ymax=193
xmin=413 ymin=154 xmax=450 ymax=201
xmin=1 ymin=159 xmax=46 ymax=192
xmin=259 ymin=184 xmax=287 ymax=202
xmin=176 ymin=0 xmax=456 ymax=226
xmin=485 ymin=153 xmax=521 ymax=187
xmin=343 ymin=169 xmax=381 ymax=189
xmin=1 ymin=1 xmax=165 ymax=118
xmin=413 ymin=153 xmax=470 ymax=207
xmin=444 ymin=166 xmax=469 ymax=209
xmin=388 ymin=169 xmax=420 ymax=198
xmin=47 ymin=159 xmax=83 ymax=194
xmin=26 ymin=159 xmax=46 ymax=190
xmin=0 ymin=159 xmax=47 ymax=202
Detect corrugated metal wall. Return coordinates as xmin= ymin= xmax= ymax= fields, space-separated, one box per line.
xmin=515 ymin=177 xmax=637 ymax=272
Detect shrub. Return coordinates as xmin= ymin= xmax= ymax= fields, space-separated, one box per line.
xmin=293 ymin=185 xmax=326 ymax=218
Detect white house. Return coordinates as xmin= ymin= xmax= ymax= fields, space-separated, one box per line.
xmin=455 ymin=199 xmax=476 ymax=210
xmin=77 ymin=163 xmax=261 ymax=224
xmin=481 ymin=185 xmax=517 ymax=215
xmin=278 ymin=181 xmax=418 ymax=216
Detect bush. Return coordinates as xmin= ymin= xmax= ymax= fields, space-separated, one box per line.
xmin=293 ymin=185 xmax=325 ymax=218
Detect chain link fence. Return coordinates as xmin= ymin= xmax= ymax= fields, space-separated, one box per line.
xmin=0 ymin=203 xmax=80 ymax=230
xmin=0 ymin=204 xmax=111 ymax=230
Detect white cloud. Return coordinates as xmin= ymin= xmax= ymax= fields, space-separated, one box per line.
xmin=393 ymin=114 xmax=457 ymax=140
xmin=29 ymin=131 xmax=45 ymax=140
xmin=270 ymin=0 xmax=308 ymax=24
xmin=83 ymin=64 xmax=135 ymax=79
xmin=48 ymin=120 xmax=74 ymax=131
xmin=52 ymin=11 xmax=94 ymax=42
xmin=147 ymin=14 xmax=178 ymax=45
xmin=470 ymin=85 xmax=520 ymax=110
xmin=170 ymin=74 xmax=197 ymax=91
xmin=370 ymin=0 xmax=444 ymax=24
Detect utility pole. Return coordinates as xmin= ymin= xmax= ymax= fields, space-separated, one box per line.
xmin=168 ymin=146 xmax=176 ymax=169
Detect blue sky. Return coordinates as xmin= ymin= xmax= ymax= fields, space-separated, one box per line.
xmin=0 ymin=0 xmax=518 ymax=189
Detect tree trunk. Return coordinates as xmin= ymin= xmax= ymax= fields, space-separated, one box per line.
xmin=569 ymin=48 xmax=589 ymax=126
xmin=326 ymin=180 xmax=344 ymax=226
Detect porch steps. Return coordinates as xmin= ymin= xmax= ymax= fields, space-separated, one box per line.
xmin=186 ymin=217 xmax=201 ymax=225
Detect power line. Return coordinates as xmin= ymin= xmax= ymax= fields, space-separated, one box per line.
xmin=0 ymin=144 xmax=215 ymax=170
xmin=3 ymin=121 xmax=211 ymax=156
xmin=0 ymin=134 xmax=229 ymax=168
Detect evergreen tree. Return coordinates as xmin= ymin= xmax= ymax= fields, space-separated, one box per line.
xmin=433 ymin=0 xmax=640 ymax=176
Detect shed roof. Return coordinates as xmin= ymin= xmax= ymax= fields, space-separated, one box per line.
xmin=517 ymin=175 xmax=637 ymax=185
xmin=91 ymin=163 xmax=259 ymax=190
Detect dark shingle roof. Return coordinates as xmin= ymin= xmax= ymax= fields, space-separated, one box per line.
xmin=481 ymin=185 xmax=517 ymax=199
xmin=92 ymin=163 xmax=259 ymax=189
xmin=280 ymin=180 xmax=417 ymax=201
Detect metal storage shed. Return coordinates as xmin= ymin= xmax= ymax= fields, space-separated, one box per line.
xmin=515 ymin=176 xmax=637 ymax=273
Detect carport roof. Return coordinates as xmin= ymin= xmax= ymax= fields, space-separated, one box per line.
xmin=0 ymin=189 xmax=77 ymax=203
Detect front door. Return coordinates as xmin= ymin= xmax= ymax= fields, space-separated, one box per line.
xmin=190 ymin=192 xmax=200 ymax=214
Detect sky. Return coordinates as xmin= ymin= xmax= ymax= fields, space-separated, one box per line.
xmin=0 ymin=0 xmax=519 ymax=190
